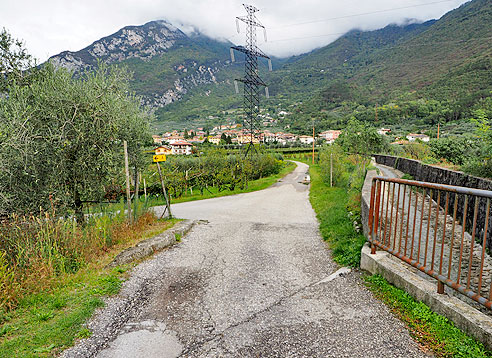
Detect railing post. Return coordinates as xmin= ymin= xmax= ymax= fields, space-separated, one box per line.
xmin=369 ymin=176 xmax=492 ymax=309
xmin=437 ymin=281 xmax=445 ymax=294
xmin=371 ymin=179 xmax=381 ymax=255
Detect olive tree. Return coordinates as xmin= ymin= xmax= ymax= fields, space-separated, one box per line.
xmin=0 ymin=28 xmax=36 ymax=92
xmin=336 ymin=118 xmax=386 ymax=177
xmin=0 ymin=62 xmax=151 ymax=220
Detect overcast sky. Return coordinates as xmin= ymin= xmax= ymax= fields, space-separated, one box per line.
xmin=1 ymin=0 xmax=469 ymax=61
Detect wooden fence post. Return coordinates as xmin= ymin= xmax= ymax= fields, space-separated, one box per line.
xmin=133 ymin=170 xmax=139 ymax=221
xmin=124 ymin=140 xmax=132 ymax=224
xmin=156 ymin=162 xmax=172 ymax=219
xmin=330 ymin=152 xmax=333 ymax=187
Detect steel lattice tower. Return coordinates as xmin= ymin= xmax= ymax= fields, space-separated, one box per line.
xmin=231 ymin=4 xmax=272 ymax=155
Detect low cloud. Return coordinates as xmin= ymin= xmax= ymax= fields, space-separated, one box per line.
xmin=0 ymin=0 xmax=469 ymax=61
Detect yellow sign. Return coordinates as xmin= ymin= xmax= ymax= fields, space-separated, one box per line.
xmin=153 ymin=154 xmax=166 ymax=162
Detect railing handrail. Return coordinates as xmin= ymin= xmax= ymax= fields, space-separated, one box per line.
xmin=369 ymin=176 xmax=492 ymax=310
xmin=373 ymin=176 xmax=492 ymax=199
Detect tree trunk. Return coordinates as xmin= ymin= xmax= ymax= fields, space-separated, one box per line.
xmin=74 ymin=190 xmax=85 ymax=225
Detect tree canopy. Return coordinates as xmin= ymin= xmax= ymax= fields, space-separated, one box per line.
xmin=0 ymin=29 xmax=151 ymax=218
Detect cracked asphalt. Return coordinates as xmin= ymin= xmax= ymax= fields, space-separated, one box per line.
xmin=64 ymin=161 xmax=430 ymax=358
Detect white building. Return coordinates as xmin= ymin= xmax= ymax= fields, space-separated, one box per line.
xmin=377 ymin=128 xmax=392 ymax=136
xmin=298 ymin=135 xmax=314 ymax=145
xmin=319 ymin=130 xmax=342 ymax=144
xmin=406 ymin=133 xmax=430 ymax=142
xmin=170 ymin=141 xmax=193 ymax=155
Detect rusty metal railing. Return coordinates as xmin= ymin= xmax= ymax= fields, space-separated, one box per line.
xmin=368 ymin=176 xmax=492 ymax=310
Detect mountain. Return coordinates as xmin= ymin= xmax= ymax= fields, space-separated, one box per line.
xmin=273 ymin=0 xmax=491 ymax=99
xmin=267 ymin=0 xmax=491 ymax=133
xmin=267 ymin=20 xmax=437 ymax=99
xmin=49 ymin=0 xmax=491 ymax=133
xmin=49 ymin=21 xmax=239 ymax=111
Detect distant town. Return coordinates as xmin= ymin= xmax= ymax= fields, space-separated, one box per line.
xmin=153 ymin=125 xmax=430 ymax=155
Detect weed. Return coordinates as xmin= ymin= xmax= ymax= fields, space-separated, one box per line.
xmin=92 ymin=274 xmax=121 ymax=296
xmin=76 ymin=327 xmax=91 ymax=339
xmin=49 ymin=296 xmax=67 ymax=310
xmin=175 ymin=233 xmax=182 ymax=242
xmin=32 ymin=309 xmax=54 ymax=322
xmin=365 ymin=274 xmax=492 ymax=358
xmin=33 ymin=344 xmax=55 ymax=353
xmin=0 ymin=325 xmax=12 ymax=338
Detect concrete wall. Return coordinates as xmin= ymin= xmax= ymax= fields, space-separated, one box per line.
xmin=361 ymin=170 xmax=378 ymax=239
xmin=374 ymin=155 xmax=492 ymax=249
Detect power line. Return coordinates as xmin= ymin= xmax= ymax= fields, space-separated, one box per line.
xmin=262 ymin=34 xmax=492 ymax=46
xmin=269 ymin=0 xmax=460 ymax=30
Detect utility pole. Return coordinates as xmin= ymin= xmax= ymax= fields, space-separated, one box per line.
xmin=231 ymin=4 xmax=272 ymax=156
xmin=437 ymin=122 xmax=440 ymax=139
xmin=312 ymin=124 xmax=315 ymax=165
xmin=330 ymin=152 xmax=333 ymax=187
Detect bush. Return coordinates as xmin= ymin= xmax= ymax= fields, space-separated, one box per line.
xmin=0 ymin=204 xmax=154 ymax=311
xmin=428 ymin=136 xmax=477 ymax=165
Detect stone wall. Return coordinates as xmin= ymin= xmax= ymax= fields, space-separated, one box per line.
xmin=374 ymin=155 xmax=492 ymax=249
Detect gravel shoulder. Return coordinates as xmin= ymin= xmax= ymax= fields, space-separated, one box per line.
xmin=62 ymin=161 xmax=430 ymax=358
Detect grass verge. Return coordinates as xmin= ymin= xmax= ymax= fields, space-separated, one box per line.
xmin=308 ymin=159 xmax=491 ymax=356
xmin=308 ymin=164 xmax=366 ymax=267
xmin=365 ymin=274 xmax=492 ymax=358
xmin=0 ymin=217 xmax=179 ymax=358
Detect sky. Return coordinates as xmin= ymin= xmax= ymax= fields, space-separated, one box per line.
xmin=1 ymin=0 xmax=470 ymax=61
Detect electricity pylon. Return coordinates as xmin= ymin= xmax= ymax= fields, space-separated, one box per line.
xmin=230 ymin=4 xmax=272 ymax=156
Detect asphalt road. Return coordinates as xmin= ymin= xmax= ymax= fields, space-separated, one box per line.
xmin=66 ymin=162 xmax=430 ymax=358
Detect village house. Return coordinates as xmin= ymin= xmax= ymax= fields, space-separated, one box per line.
xmin=154 ymin=145 xmax=172 ymax=156
xmin=170 ymin=141 xmax=193 ymax=155
xmin=152 ymin=135 xmax=163 ymax=144
xmin=406 ymin=133 xmax=430 ymax=142
xmin=187 ymin=136 xmax=205 ymax=144
xmin=208 ymin=136 xmax=221 ymax=145
xmin=262 ymin=132 xmax=277 ymax=143
xmin=237 ymin=135 xmax=260 ymax=145
xmin=319 ymin=130 xmax=342 ymax=144
xmin=298 ymin=135 xmax=314 ymax=145
xmin=377 ymin=128 xmax=392 ymax=136
xmin=270 ymin=132 xmax=295 ymax=145
xmin=166 ymin=135 xmax=185 ymax=144
xmin=391 ymin=140 xmax=411 ymax=145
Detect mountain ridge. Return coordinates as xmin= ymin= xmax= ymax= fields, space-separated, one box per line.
xmin=47 ymin=0 xmax=491 ymax=132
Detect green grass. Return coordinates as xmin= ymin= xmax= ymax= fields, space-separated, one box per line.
xmin=308 ymin=164 xmax=366 ymax=267
xmin=365 ymin=274 xmax=492 ymax=358
xmin=0 ymin=269 xmax=122 ymax=357
xmin=0 ymin=218 xmax=179 ymax=357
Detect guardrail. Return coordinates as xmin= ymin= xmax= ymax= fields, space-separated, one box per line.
xmin=368 ymin=176 xmax=492 ymax=310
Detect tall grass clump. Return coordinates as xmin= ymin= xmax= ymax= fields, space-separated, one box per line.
xmin=310 ymin=143 xmax=374 ymax=266
xmin=0 ymin=202 xmax=156 ymax=312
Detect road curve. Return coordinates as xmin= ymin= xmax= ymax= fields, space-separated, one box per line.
xmin=68 ymin=162 xmax=429 ymax=357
